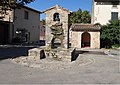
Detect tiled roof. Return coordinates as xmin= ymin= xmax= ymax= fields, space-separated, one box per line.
xmin=71 ymin=23 xmax=101 ymax=31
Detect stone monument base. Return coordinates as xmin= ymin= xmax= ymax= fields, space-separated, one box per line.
xmin=28 ymin=47 xmax=76 ymax=62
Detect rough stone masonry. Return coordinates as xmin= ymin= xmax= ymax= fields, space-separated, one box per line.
xmin=43 ymin=4 xmax=71 ymax=48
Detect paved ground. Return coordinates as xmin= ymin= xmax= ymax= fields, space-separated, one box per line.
xmin=0 ymin=45 xmax=37 ymax=60
xmin=0 ymin=46 xmax=120 ymax=84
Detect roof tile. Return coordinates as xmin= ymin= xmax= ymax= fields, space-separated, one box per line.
xmin=71 ymin=23 xmax=101 ymax=31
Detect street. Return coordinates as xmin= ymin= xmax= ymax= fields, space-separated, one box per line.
xmin=0 ymin=46 xmax=120 ymax=84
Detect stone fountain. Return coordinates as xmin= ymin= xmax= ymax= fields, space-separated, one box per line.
xmin=28 ymin=5 xmax=76 ymax=62
xmin=28 ymin=22 xmax=76 ymax=62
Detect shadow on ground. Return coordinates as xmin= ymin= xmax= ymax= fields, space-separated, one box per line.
xmin=0 ymin=40 xmax=46 ymax=60
xmin=72 ymin=50 xmax=107 ymax=61
xmin=0 ymin=46 xmax=35 ymax=60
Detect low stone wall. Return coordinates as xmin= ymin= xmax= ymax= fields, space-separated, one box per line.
xmin=28 ymin=47 xmax=75 ymax=62
xmin=28 ymin=48 xmax=46 ymax=61
xmin=44 ymin=48 xmax=75 ymax=62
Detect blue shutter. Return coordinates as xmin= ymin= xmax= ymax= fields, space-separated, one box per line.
xmin=111 ymin=12 xmax=118 ymax=20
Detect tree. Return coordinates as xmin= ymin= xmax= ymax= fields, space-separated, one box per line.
xmin=0 ymin=0 xmax=35 ymax=18
xmin=81 ymin=11 xmax=91 ymax=23
xmin=41 ymin=19 xmax=46 ymax=25
xmin=100 ymin=20 xmax=120 ymax=48
xmin=69 ymin=9 xmax=91 ymax=25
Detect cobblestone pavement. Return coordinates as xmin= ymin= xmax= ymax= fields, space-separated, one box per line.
xmin=0 ymin=46 xmax=120 ymax=84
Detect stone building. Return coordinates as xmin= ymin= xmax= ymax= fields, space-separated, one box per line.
xmin=43 ymin=4 xmax=101 ymax=49
xmin=71 ymin=24 xmax=101 ymax=48
xmin=0 ymin=6 xmax=40 ymax=44
xmin=0 ymin=10 xmax=13 ymax=44
xmin=43 ymin=4 xmax=71 ymax=48
xmin=14 ymin=6 xmax=40 ymax=43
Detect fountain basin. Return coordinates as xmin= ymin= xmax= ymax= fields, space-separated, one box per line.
xmin=28 ymin=47 xmax=76 ymax=62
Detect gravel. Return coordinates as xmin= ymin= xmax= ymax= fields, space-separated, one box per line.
xmin=11 ymin=55 xmax=94 ymax=71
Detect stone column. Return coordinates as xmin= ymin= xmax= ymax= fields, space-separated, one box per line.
xmin=61 ymin=14 xmax=69 ymax=48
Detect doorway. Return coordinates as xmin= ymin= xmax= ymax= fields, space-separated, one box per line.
xmin=0 ymin=22 xmax=9 ymax=44
xmin=81 ymin=32 xmax=90 ymax=48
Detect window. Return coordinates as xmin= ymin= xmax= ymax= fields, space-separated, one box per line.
xmin=111 ymin=12 xmax=118 ymax=21
xmin=53 ymin=13 xmax=60 ymax=21
xmin=24 ymin=11 xmax=29 ymax=20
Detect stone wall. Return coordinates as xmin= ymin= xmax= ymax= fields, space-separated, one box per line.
xmin=28 ymin=47 xmax=75 ymax=62
xmin=71 ymin=31 xmax=100 ymax=48
xmin=44 ymin=5 xmax=71 ymax=48
xmin=71 ymin=31 xmax=81 ymax=48
xmin=0 ymin=10 xmax=13 ymax=22
xmin=90 ymin=32 xmax=100 ymax=48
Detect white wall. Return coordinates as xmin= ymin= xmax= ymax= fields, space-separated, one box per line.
xmin=14 ymin=7 xmax=40 ymax=42
xmin=92 ymin=2 xmax=120 ymax=25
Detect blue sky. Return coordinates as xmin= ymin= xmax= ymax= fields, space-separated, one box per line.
xmin=27 ymin=0 xmax=92 ymax=20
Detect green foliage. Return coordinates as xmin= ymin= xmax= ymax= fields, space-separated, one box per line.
xmin=16 ymin=0 xmax=35 ymax=4
xmin=69 ymin=8 xmax=91 ymax=25
xmin=100 ymin=20 xmax=120 ymax=48
xmin=81 ymin=11 xmax=91 ymax=23
xmin=41 ymin=19 xmax=46 ymax=25
xmin=112 ymin=44 xmax=120 ymax=49
xmin=0 ymin=0 xmax=35 ymax=16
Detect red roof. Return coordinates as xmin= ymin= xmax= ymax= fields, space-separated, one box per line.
xmin=71 ymin=23 xmax=101 ymax=31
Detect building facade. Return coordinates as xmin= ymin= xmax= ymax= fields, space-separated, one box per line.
xmin=0 ymin=10 xmax=13 ymax=44
xmin=91 ymin=0 xmax=120 ymax=25
xmin=71 ymin=24 xmax=101 ymax=48
xmin=43 ymin=4 xmax=101 ymax=49
xmin=0 ymin=6 xmax=40 ymax=44
xmin=14 ymin=6 xmax=40 ymax=43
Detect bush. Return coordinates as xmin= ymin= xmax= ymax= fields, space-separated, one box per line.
xmin=111 ymin=44 xmax=120 ymax=49
xmin=100 ymin=20 xmax=120 ymax=48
